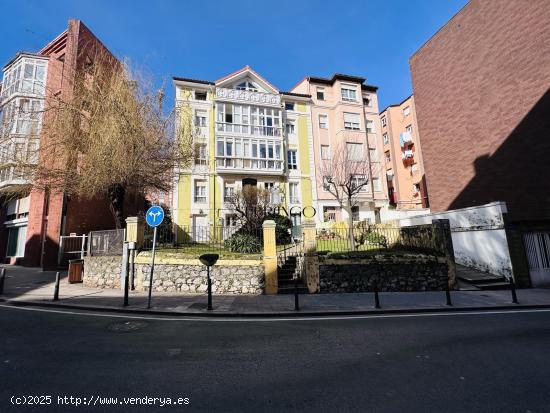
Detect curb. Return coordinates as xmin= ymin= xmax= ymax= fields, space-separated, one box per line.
xmin=2 ymin=297 xmax=550 ymax=318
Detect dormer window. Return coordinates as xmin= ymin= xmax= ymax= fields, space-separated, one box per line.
xmin=235 ymin=81 xmax=258 ymax=91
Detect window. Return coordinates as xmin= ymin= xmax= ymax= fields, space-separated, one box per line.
xmin=343 ymin=112 xmax=360 ymax=130
xmin=385 ymin=151 xmax=391 ymax=163
xmin=403 ymin=106 xmax=410 ymax=117
xmin=289 ymin=182 xmax=299 ymax=204
xmin=413 ymin=183 xmax=421 ymax=194
xmin=346 ymin=143 xmax=363 ymax=161
xmin=411 ymin=163 xmax=419 ymax=173
xmin=373 ymin=177 xmax=381 ymax=192
xmin=341 ymin=86 xmax=357 ymax=102
xmin=6 ymin=225 xmax=27 ymax=257
xmin=316 ymin=88 xmax=325 ymax=101
xmin=366 ymin=119 xmax=374 ymax=133
xmin=352 ymin=206 xmax=360 ymax=221
xmin=369 ymin=148 xmax=378 ymax=162
xmin=195 ymin=91 xmax=207 ymax=101
xmin=224 ymin=181 xmax=235 ymax=202
xmin=323 ymin=206 xmax=337 ymax=221
xmin=285 ymin=120 xmax=295 ymax=135
xmin=236 ymin=81 xmax=257 ymax=91
xmin=194 ymin=143 xmax=207 ymax=165
xmin=225 ymin=214 xmax=238 ymax=227
xmin=381 ymin=117 xmax=387 ymax=127
xmin=287 ymin=150 xmax=297 ymax=170
xmin=194 ymin=180 xmax=207 ymax=203
xmin=383 ymin=133 xmax=389 ymax=145
xmin=0 ymin=57 xmax=47 ymax=100
xmin=405 ymin=124 xmax=413 ymax=133
xmin=363 ymin=95 xmax=372 ymax=107
xmin=351 ymin=175 xmax=368 ymax=192
xmin=321 ymin=145 xmax=331 ymax=160
xmin=194 ymin=110 xmax=207 ymax=127
xmin=318 ymin=114 xmax=328 ymax=129
xmin=285 ymin=102 xmax=295 ymax=111
xmin=264 ymin=182 xmax=274 ymax=191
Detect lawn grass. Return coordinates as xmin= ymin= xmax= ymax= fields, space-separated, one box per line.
xmin=139 ymin=243 xmax=262 ymax=260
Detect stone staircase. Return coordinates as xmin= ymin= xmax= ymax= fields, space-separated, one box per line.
xmin=277 ymin=256 xmax=308 ymax=294
xmin=456 ymin=265 xmax=511 ymax=290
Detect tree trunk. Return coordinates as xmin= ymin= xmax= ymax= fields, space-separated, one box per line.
xmin=108 ymin=184 xmax=126 ymax=229
xmin=343 ymin=204 xmax=356 ymax=251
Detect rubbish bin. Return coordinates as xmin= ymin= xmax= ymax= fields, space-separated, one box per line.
xmin=68 ymin=259 xmax=84 ymax=283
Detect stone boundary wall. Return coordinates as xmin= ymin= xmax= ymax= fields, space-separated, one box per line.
xmin=83 ymin=255 xmax=265 ymax=294
xmin=319 ymin=254 xmax=449 ymax=293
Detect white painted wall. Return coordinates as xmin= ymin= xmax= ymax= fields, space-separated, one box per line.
xmin=398 ymin=202 xmax=513 ymax=278
xmin=381 ymin=208 xmax=431 ymax=223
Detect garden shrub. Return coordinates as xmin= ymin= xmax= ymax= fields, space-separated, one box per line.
xmin=224 ymin=233 xmax=262 ymax=253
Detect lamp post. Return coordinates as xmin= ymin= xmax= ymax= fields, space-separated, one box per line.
xmin=199 ymin=253 xmax=219 ymax=311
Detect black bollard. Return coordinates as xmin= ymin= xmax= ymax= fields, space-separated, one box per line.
xmin=374 ymin=281 xmax=381 ymax=309
xmin=53 ymin=272 xmax=60 ymax=301
xmin=509 ymin=277 xmax=519 ymax=304
xmin=123 ymin=267 xmax=129 ymax=307
xmin=445 ymin=282 xmax=452 ymax=306
xmin=0 ymin=268 xmax=5 ymax=295
xmin=207 ymin=265 xmax=213 ymax=311
xmin=294 ymin=276 xmax=300 ymax=311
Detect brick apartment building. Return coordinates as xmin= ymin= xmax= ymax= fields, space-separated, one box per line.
xmin=0 ymin=20 xmax=140 ymax=269
xmin=380 ymin=95 xmax=428 ymax=209
xmin=409 ymin=0 xmax=550 ymax=285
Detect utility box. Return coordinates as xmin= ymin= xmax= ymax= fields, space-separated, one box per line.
xmin=68 ymin=259 xmax=84 ymax=283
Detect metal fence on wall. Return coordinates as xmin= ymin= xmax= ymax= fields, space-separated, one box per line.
xmin=316 ymin=225 xmax=442 ymax=254
xmin=143 ymin=225 xmax=262 ymax=255
xmin=89 ymin=229 xmax=125 ymax=256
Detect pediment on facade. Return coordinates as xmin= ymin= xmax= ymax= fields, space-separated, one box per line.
xmin=215 ymin=66 xmax=278 ymax=94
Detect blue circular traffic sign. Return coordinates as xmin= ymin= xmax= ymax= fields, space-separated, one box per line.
xmin=146 ymin=205 xmax=165 ymax=227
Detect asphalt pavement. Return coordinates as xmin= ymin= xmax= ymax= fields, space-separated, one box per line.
xmin=1 ymin=304 xmax=550 ymax=412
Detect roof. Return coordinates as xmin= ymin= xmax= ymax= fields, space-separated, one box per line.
xmin=303 ymin=73 xmax=378 ymax=92
xmin=280 ymin=91 xmax=311 ymax=98
xmin=172 ymin=76 xmax=215 ymax=85
xmin=2 ymin=52 xmax=49 ymax=71
xmin=380 ymin=94 xmax=413 ymax=114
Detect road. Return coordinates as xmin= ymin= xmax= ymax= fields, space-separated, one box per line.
xmin=1 ymin=305 xmax=550 ymax=412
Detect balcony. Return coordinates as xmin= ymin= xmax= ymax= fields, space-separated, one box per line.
xmin=402 ymin=150 xmax=414 ymax=160
xmin=216 ymin=122 xmax=282 ymax=137
xmin=400 ymin=131 xmax=413 ymax=147
xmin=215 ymin=87 xmax=281 ymax=107
xmin=216 ymin=157 xmax=284 ymax=175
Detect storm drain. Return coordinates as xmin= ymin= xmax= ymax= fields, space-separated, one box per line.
xmin=107 ymin=321 xmax=148 ymax=333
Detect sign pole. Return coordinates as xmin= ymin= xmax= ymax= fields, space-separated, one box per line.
xmin=147 ymin=226 xmax=157 ymax=309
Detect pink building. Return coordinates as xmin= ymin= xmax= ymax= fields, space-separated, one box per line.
xmin=292 ymin=74 xmax=388 ymax=224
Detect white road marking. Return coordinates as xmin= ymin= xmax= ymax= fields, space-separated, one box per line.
xmin=1 ymin=303 xmax=550 ymax=322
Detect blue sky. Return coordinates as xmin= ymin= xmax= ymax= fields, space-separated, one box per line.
xmin=0 ymin=0 xmax=467 ymax=110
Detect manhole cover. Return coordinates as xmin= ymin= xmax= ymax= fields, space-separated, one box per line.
xmin=107 ymin=321 xmax=148 ymax=333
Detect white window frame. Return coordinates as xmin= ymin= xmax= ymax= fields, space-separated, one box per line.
xmin=341 ymin=84 xmax=357 ymax=102
xmin=289 ymin=182 xmax=300 ymax=204
xmin=287 ymin=150 xmax=298 ymax=170
xmin=194 ymin=180 xmax=207 ymax=203
xmin=343 ymin=112 xmax=361 ymax=130
xmin=346 ymin=142 xmax=363 ymax=161
xmin=316 ymin=87 xmax=325 ymax=101
xmin=320 ymin=145 xmax=331 ymax=160
xmin=318 ymin=114 xmax=328 ymax=129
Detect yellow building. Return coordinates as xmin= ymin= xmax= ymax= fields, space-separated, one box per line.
xmin=172 ymin=66 xmax=316 ymax=239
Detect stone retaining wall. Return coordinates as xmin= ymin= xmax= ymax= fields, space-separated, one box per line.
xmin=319 ymin=253 xmax=449 ymax=293
xmin=83 ymin=255 xmax=264 ymax=294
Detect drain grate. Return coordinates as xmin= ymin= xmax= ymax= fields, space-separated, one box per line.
xmin=107 ymin=321 xmax=148 ymax=333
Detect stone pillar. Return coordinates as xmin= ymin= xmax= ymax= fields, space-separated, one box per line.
xmin=262 ymin=220 xmax=278 ymax=294
xmin=302 ymin=219 xmax=320 ymax=293
xmin=125 ymin=216 xmax=144 ymax=248
xmin=433 ymin=219 xmax=456 ymax=289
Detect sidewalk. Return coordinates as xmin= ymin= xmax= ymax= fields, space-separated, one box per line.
xmin=1 ymin=265 xmax=550 ymax=316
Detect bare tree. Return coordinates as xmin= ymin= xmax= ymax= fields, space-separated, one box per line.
xmin=318 ymin=142 xmax=382 ymax=248
xmin=225 ymin=185 xmax=275 ymax=234
xmin=0 ymin=48 xmax=193 ymax=228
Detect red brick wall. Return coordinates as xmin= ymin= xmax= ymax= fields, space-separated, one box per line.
xmin=409 ymin=0 xmax=550 ymax=222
